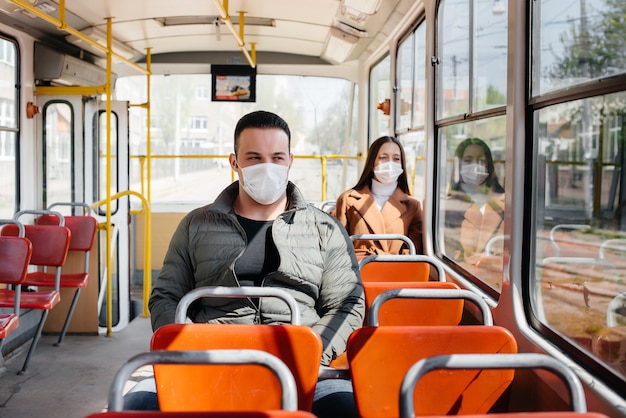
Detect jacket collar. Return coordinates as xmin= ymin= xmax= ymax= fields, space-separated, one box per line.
xmin=350 ymin=186 xmax=411 ymax=252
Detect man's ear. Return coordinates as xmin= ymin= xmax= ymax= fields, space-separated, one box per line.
xmin=229 ymin=153 xmax=238 ymax=170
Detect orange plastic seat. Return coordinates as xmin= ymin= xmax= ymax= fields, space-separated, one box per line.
xmin=410 ymin=413 xmax=610 ymax=418
xmin=362 ymin=281 xmax=463 ymax=326
xmin=351 ymin=233 xmax=418 ymax=255
xmin=0 ymin=222 xmax=32 ymax=341
xmin=347 ymin=325 xmax=517 ymax=418
xmin=359 ymin=254 xmax=446 ymax=283
xmin=85 ymin=350 xmax=316 ymax=418
xmin=367 ymin=286 xmax=493 ymax=326
xmin=150 ymin=286 xmax=323 ymax=412
xmin=401 ymin=353 xmax=605 ymax=418
xmin=86 ymin=412 xmax=316 ymax=417
xmin=31 ymin=203 xmax=97 ymax=345
xmin=0 ymin=210 xmax=70 ymax=374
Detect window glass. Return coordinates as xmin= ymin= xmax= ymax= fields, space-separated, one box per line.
xmin=533 ymin=92 xmax=626 ymax=380
xmin=0 ymin=36 xmax=17 ymax=218
xmin=437 ymin=0 xmax=470 ymax=119
xmin=396 ymin=32 xmax=414 ymax=132
xmin=412 ymin=23 xmax=426 ymax=128
xmin=370 ymin=55 xmax=391 ymax=141
xmin=96 ymin=111 xmax=119 ymax=213
xmin=44 ymin=102 xmax=74 ymax=207
xmin=532 ymin=0 xmax=626 ymax=96
xmin=439 ymin=116 xmax=507 ymax=292
xmin=473 ymin=0 xmax=507 ymax=111
xmin=116 ymin=74 xmax=358 ymax=204
xmin=398 ymin=130 xmax=426 ymax=202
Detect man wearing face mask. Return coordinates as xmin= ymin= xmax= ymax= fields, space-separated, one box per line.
xmin=132 ymin=111 xmax=365 ymax=417
xmin=445 ymin=137 xmax=505 ymax=266
xmin=334 ymin=136 xmax=424 ymax=257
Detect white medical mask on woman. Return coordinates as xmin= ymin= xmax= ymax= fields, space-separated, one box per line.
xmin=374 ymin=161 xmax=404 ymax=185
xmin=239 ymin=162 xmax=289 ymax=205
xmin=460 ymin=163 xmax=489 ymax=186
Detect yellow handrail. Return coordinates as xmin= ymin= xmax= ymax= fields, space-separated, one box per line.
xmin=10 ymin=0 xmax=148 ymax=76
xmin=129 ymin=154 xmax=361 ymax=201
xmin=92 ymin=190 xmax=151 ymax=336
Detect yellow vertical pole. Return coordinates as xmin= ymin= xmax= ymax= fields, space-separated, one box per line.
xmin=105 ymin=17 xmax=114 ymax=337
xmin=144 ymin=48 xmax=152 ymax=317
xmin=146 ymin=49 xmax=152 ymax=203
xmin=239 ymin=11 xmax=245 ymax=45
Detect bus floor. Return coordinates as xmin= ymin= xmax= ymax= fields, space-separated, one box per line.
xmin=0 ymin=315 xmax=152 ymax=418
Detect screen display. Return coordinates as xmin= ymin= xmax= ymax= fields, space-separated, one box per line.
xmin=211 ymin=65 xmax=256 ymax=102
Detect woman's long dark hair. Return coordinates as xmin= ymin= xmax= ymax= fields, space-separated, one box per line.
xmin=451 ymin=137 xmax=504 ymax=193
xmin=353 ymin=136 xmax=411 ymax=194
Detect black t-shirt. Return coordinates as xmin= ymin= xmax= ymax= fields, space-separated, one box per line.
xmin=234 ymin=215 xmax=279 ymax=287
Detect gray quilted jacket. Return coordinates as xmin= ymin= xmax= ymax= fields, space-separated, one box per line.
xmin=149 ymin=181 xmax=365 ymax=365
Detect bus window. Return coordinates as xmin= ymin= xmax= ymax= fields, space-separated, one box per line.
xmin=96 ymin=110 xmax=119 ymax=213
xmin=396 ymin=20 xmax=426 ymax=201
xmin=0 ymin=36 xmax=17 ymax=218
xmin=436 ymin=0 xmax=508 ymax=293
xmin=532 ymin=0 xmax=626 ymax=97
xmin=396 ymin=31 xmax=415 ymax=132
xmin=439 ymin=117 xmax=506 ymax=292
xmin=116 ymin=74 xmax=358 ymax=205
xmin=43 ymin=102 xmax=74 ymax=207
xmin=437 ymin=0 xmax=470 ymax=119
xmin=369 ymin=55 xmax=391 ymax=141
xmin=533 ymin=92 xmax=626 ymax=380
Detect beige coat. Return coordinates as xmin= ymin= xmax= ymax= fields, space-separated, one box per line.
xmin=445 ymin=191 xmax=505 ymax=266
xmin=335 ymin=185 xmax=423 ymax=256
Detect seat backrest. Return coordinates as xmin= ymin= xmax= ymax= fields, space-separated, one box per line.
xmin=36 ymin=214 xmax=97 ymax=252
xmin=85 ymin=412 xmax=317 ymax=417
xmin=152 ymin=286 xmax=322 ymax=412
xmin=1 ymin=222 xmax=70 ymax=268
xmin=351 ymin=233 xmax=417 ymax=255
xmin=0 ymin=227 xmax=32 ymax=287
xmin=106 ymin=350 xmax=308 ymax=414
xmin=347 ymin=325 xmax=517 ymax=418
xmin=400 ymin=353 xmax=589 ymax=417
xmin=368 ymin=287 xmax=493 ymax=326
xmin=359 ymin=254 xmax=446 ymax=283
xmin=362 ymin=281 xmax=463 ymax=326
xmin=409 ymin=413 xmax=610 ymax=418
xmin=151 ymin=323 xmax=322 ymax=412
xmin=2 ymin=212 xmax=71 ymax=292
xmin=43 ymin=202 xmax=98 ymax=252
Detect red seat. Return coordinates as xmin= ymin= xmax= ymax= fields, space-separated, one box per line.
xmin=31 ymin=202 xmax=98 ymax=345
xmin=0 ymin=222 xmax=32 ymax=342
xmin=84 ymin=350 xmax=316 ymax=418
xmin=150 ymin=287 xmax=323 ymax=413
xmin=0 ymin=210 xmax=71 ymax=374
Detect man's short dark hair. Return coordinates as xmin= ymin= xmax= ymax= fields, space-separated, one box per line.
xmin=234 ymin=111 xmax=291 ymax=154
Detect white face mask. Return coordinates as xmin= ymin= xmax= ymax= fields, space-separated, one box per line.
xmin=374 ymin=161 xmax=403 ymax=185
xmin=460 ymin=163 xmax=489 ymax=186
xmin=239 ymin=162 xmax=289 ymax=205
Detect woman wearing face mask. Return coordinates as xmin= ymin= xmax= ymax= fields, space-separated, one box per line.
xmin=335 ymin=136 xmax=423 ymax=257
xmin=446 ymin=137 xmax=505 ymax=265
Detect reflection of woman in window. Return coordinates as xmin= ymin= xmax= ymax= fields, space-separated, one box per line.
xmin=446 ymin=137 xmax=505 ymax=266
xmin=335 ymin=136 xmax=423 ymax=257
